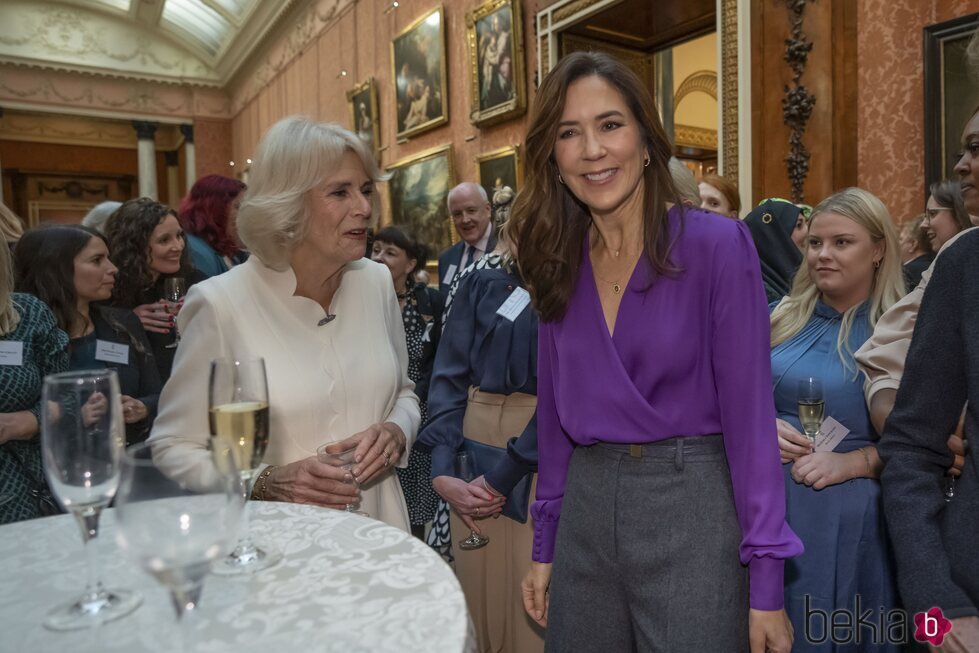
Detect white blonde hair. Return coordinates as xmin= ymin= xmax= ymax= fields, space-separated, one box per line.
xmin=668 ymin=157 xmax=701 ymax=206
xmin=0 ymin=241 xmax=20 ymax=336
xmin=770 ymin=187 xmax=904 ymax=369
xmin=237 ymin=116 xmax=388 ymax=270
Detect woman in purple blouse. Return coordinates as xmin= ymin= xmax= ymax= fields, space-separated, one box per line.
xmin=511 ymin=52 xmax=803 ymax=652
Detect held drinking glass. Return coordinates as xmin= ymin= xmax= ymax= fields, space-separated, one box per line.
xmin=316 ymin=442 xmax=368 ymax=516
xmin=455 ymin=451 xmax=489 ymax=551
xmin=115 ymin=441 xmax=243 ymax=651
xmin=163 ymin=277 xmax=187 ymax=349
xmin=208 ymin=357 xmax=281 ymax=574
xmin=41 ymin=369 xmax=142 ymax=630
xmin=797 ymin=377 xmax=825 ymax=446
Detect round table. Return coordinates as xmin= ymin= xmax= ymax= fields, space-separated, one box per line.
xmin=0 ymin=502 xmax=475 ymax=652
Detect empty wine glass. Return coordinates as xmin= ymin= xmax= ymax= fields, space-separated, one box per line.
xmin=41 ymin=369 xmax=142 ymax=630
xmin=455 ymin=451 xmax=488 ymax=551
xmin=115 ymin=441 xmax=243 ymax=651
xmin=316 ymin=442 xmax=368 ymax=516
xmin=797 ymin=377 xmax=825 ymax=446
xmin=208 ymin=357 xmax=280 ymax=574
xmin=163 ymin=277 xmax=187 ymax=349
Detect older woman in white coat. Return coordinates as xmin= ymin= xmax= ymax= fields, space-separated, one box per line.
xmin=149 ymin=116 xmax=419 ymax=530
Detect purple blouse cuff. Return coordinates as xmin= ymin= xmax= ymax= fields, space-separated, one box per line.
xmin=532 ymin=518 xmax=558 ymax=563
xmin=748 ymin=556 xmax=785 ymax=611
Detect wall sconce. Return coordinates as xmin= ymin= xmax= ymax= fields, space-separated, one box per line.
xmin=246 ymin=158 xmax=252 ymax=165
xmin=337 ymin=70 xmax=348 ymax=79
xmin=384 ymin=2 xmax=399 ymax=14
xmin=229 ymin=161 xmax=235 ymax=167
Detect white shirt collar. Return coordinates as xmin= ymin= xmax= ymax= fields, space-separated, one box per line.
xmin=467 ymin=222 xmax=493 ymax=259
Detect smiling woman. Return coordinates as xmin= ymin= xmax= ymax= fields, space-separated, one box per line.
xmin=148 ymin=116 xmax=421 ymax=532
xmin=104 ymin=198 xmax=205 ymax=382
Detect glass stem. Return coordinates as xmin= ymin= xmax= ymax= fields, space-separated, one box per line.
xmin=234 ymin=470 xmax=257 ymax=555
xmin=74 ymin=506 xmax=104 ymax=600
xmin=170 ymin=581 xmax=203 ymax=653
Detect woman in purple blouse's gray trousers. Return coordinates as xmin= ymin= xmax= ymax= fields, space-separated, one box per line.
xmin=510 ymin=52 xmax=803 ymax=653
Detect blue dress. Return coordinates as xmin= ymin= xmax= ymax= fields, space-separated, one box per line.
xmin=771 ymin=300 xmax=901 ymax=652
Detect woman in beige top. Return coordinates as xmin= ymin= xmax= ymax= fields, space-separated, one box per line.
xmin=149 ymin=117 xmax=420 ymax=530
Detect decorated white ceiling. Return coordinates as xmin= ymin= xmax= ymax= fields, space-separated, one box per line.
xmin=0 ymin=0 xmax=298 ymax=86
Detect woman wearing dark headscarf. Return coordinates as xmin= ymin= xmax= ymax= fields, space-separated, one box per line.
xmin=744 ymin=199 xmax=807 ymax=304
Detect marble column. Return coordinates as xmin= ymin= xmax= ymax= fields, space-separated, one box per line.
xmin=180 ymin=124 xmax=196 ymax=191
xmin=165 ymin=151 xmax=180 ymax=207
xmin=132 ymin=121 xmax=159 ymax=200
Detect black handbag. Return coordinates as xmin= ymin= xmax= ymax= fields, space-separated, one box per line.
xmin=462 ymin=438 xmax=532 ymax=523
xmin=6 ymin=444 xmax=62 ymax=518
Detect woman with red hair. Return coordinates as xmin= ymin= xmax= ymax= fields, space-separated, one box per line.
xmin=178 ymin=175 xmax=247 ymax=278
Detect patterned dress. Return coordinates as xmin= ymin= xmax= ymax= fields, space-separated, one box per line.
xmin=0 ymin=294 xmax=69 ymax=524
xmin=395 ymin=284 xmax=442 ymax=527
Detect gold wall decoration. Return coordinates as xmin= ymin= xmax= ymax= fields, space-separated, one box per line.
xmin=347 ymin=77 xmax=381 ymax=162
xmin=673 ymin=70 xmax=718 ymax=111
xmin=466 ymin=0 xmax=527 ymax=127
xmin=391 ymin=6 xmax=449 ymax=140
xmin=675 ymin=125 xmax=718 ymax=150
xmin=720 ymin=0 xmax=739 ymax=185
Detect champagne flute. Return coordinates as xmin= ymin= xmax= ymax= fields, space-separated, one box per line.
xmin=208 ymin=357 xmax=281 ymax=574
xmin=455 ymin=451 xmax=489 ymax=551
xmin=115 ymin=441 xmax=243 ymax=651
xmin=163 ymin=277 xmax=187 ymax=349
xmin=798 ymin=377 xmax=825 ymax=446
xmin=41 ymin=369 xmax=142 ymax=630
xmin=316 ymin=442 xmax=368 ymax=516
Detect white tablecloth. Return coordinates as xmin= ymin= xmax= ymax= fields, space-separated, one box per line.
xmin=0 ymin=502 xmax=475 ymax=652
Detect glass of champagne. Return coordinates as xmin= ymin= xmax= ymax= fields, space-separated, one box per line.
xmin=115 ymin=441 xmax=243 ymax=651
xmin=163 ymin=277 xmax=187 ymax=349
xmin=455 ymin=451 xmax=489 ymax=551
xmin=41 ymin=369 xmax=142 ymax=630
xmin=208 ymin=357 xmax=281 ymax=574
xmin=798 ymin=377 xmax=825 ymax=446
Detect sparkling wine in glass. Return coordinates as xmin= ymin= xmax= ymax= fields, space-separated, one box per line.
xmin=163 ymin=277 xmax=187 ymax=349
xmin=208 ymin=357 xmax=280 ymax=574
xmin=317 ymin=442 xmax=368 ymax=516
xmin=455 ymin=451 xmax=489 ymax=551
xmin=41 ymin=369 xmax=142 ymax=630
xmin=798 ymin=377 xmax=825 ymax=446
xmin=115 ymin=441 xmax=243 ymax=651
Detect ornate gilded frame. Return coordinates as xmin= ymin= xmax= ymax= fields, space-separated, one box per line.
xmin=475 ymin=145 xmax=523 ymax=194
xmin=386 ymin=144 xmax=457 ymax=254
xmin=347 ymin=77 xmax=381 ymax=162
xmin=391 ymin=6 xmax=449 ymax=140
xmin=466 ymin=0 xmax=527 ymax=127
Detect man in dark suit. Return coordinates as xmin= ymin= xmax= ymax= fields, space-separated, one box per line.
xmin=438 ymin=182 xmax=496 ymax=296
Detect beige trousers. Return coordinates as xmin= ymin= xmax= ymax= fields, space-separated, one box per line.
xmin=450 ymin=387 xmax=545 ymax=653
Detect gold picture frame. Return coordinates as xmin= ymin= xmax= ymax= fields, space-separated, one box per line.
xmin=387 ymin=144 xmax=456 ymax=255
xmin=475 ymin=145 xmax=522 ymax=200
xmin=347 ymin=77 xmax=381 ymax=162
xmin=392 ymin=6 xmax=449 ymax=140
xmin=466 ymin=0 xmax=526 ymax=127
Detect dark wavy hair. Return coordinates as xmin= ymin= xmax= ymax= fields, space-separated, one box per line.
xmin=510 ymin=52 xmax=681 ymax=322
xmin=178 ymin=175 xmax=246 ymax=258
xmin=104 ymin=198 xmax=192 ymax=308
xmin=14 ymin=225 xmax=107 ymax=334
xmin=373 ymin=225 xmax=429 ymax=278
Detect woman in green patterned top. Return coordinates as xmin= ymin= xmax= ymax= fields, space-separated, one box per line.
xmin=0 ymin=237 xmax=68 ymax=524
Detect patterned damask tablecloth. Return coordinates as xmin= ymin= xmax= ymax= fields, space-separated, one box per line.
xmin=0 ymin=502 xmax=475 ymax=652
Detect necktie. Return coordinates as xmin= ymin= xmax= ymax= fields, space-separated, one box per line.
xmin=464 ymin=245 xmax=476 ymax=269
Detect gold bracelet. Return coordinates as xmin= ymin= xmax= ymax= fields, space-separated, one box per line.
xmin=251 ymin=465 xmax=276 ymax=501
xmin=859 ymin=448 xmax=872 ymax=478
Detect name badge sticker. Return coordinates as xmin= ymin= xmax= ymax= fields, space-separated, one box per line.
xmin=813 ymin=416 xmax=850 ymax=452
xmin=496 ymin=287 xmax=531 ymax=322
xmin=0 ymin=341 xmax=24 ymax=366
xmin=441 ymin=264 xmax=458 ymax=286
xmin=95 ymin=340 xmax=130 ymax=365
